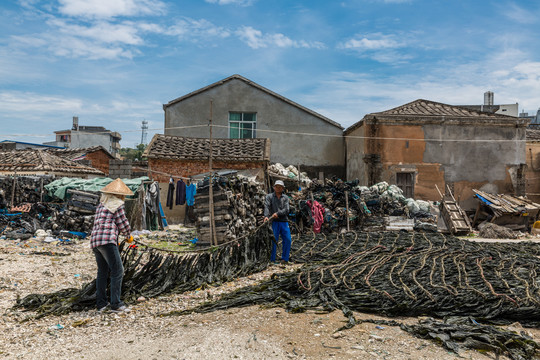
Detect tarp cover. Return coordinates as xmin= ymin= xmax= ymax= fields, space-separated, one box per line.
xmin=44 ymin=176 xmax=149 ymax=200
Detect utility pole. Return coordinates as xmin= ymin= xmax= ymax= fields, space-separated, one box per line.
xmin=208 ymin=100 xmax=217 ymax=246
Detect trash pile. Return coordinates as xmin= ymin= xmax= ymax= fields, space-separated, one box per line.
xmin=293 ymin=179 xmax=435 ymax=233
xmin=177 ymin=230 xmax=540 ymax=359
xmin=268 ymin=163 xmax=312 ymax=186
xmin=195 ymin=176 xmax=267 ymax=244
xmin=0 ymin=202 xmax=94 ymax=239
xmin=15 ymin=225 xmax=271 ymax=317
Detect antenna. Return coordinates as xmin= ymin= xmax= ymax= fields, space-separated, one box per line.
xmin=140 ymin=120 xmax=148 ymax=145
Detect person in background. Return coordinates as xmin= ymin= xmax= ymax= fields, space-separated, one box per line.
xmin=263 ymin=180 xmax=291 ymax=264
xmin=90 ymin=178 xmax=133 ymax=313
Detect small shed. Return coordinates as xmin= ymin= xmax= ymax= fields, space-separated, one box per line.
xmin=472 ymin=189 xmax=540 ymax=231
xmin=143 ymin=134 xmax=271 ymax=224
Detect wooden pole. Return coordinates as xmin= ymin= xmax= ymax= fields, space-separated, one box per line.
xmin=297 ymin=164 xmax=301 ymax=191
xmin=345 ymin=190 xmax=350 ymax=231
xmin=40 ymin=177 xmax=44 ymax=203
xmin=10 ymin=173 xmax=16 ymax=209
xmin=208 ymin=100 xmax=218 ymax=246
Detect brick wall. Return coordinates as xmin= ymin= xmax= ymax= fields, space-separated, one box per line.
xmin=148 ymin=159 xmax=265 ymax=182
xmin=86 ymin=150 xmax=112 ymax=175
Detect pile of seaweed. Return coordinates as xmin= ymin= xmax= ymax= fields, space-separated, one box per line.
xmin=14 ymin=225 xmax=271 ymax=318
xmin=172 ymin=231 xmax=540 ymax=359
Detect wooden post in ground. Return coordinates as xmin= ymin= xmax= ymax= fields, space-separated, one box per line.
xmin=10 ymin=173 xmax=16 ymax=209
xmin=208 ymin=100 xmax=218 ymax=246
xmin=345 ymin=190 xmax=350 ymax=231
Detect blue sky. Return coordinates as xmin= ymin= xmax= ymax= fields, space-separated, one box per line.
xmin=1 ymin=0 xmax=539 ymax=147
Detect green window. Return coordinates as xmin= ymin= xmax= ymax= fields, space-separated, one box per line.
xmin=229 ymin=112 xmax=256 ymax=139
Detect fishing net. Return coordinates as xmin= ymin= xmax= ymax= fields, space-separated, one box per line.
xmin=14 ymin=225 xmax=271 ymax=318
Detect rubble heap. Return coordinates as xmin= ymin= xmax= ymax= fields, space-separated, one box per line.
xmin=293 ymin=179 xmax=434 ymax=232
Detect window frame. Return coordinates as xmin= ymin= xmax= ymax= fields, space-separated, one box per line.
xmin=228 ymin=112 xmax=257 ymax=139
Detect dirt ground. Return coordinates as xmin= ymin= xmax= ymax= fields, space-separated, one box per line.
xmin=1 ymin=234 xmax=539 ymax=359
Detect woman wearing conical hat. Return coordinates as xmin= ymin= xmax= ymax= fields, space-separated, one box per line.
xmin=90 ymin=178 xmax=133 ymax=313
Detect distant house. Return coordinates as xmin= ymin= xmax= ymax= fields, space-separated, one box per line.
xmin=0 ymin=140 xmax=63 ymax=151
xmin=345 ymin=99 xmax=528 ymax=209
xmin=46 ymin=146 xmax=115 ymax=175
xmin=0 ymin=149 xmax=104 ymax=178
xmin=43 ymin=117 xmax=122 ymax=157
xmin=162 ymin=74 xmax=345 ymax=179
xmin=457 ymin=91 xmax=519 ymax=117
xmin=144 ymin=133 xmax=270 ymax=223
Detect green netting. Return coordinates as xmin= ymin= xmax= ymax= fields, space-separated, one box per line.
xmin=44 ymin=176 xmax=149 ymax=200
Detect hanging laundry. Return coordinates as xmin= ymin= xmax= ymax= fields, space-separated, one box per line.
xmin=307 ymin=200 xmax=325 ymax=234
xmin=176 ymin=179 xmax=186 ymax=205
xmin=186 ymin=183 xmax=197 ymax=206
xmin=166 ymin=179 xmax=175 ymax=210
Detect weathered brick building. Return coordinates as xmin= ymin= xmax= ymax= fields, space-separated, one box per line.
xmin=47 ymin=146 xmax=114 ymax=175
xmin=345 ymin=99 xmax=529 ymax=209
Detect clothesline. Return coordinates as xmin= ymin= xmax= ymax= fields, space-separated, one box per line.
xmin=133 ymin=167 xmax=193 ymax=181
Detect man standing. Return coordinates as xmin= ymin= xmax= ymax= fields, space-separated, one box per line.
xmin=264 ymin=180 xmax=291 ymax=263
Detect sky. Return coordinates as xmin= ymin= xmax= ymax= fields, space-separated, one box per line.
xmin=1 ymin=0 xmax=540 ymax=148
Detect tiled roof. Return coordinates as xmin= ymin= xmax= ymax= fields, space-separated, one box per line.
xmin=145 ymin=134 xmax=270 ymax=162
xmin=375 ymin=99 xmax=516 ymax=118
xmin=0 ymin=149 xmax=104 ymax=175
xmin=47 ymin=146 xmax=114 ymax=160
xmin=164 ymin=74 xmax=343 ymax=129
xmin=527 ymin=129 xmax=540 ymax=142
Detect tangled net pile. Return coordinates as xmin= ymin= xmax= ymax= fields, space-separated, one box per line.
xmin=14 ymin=225 xmax=271 ymax=318
xmin=174 ymin=231 xmax=540 ymax=359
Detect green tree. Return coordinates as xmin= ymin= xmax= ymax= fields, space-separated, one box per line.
xmin=120 ymin=143 xmax=147 ymax=161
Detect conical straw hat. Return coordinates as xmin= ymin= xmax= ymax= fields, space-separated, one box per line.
xmin=100 ymin=178 xmax=134 ymax=196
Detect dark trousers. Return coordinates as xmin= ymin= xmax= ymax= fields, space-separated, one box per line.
xmin=93 ymin=243 xmax=124 ymax=309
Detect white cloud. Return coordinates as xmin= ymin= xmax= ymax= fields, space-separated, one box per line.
xmin=0 ymin=91 xmax=83 ymax=113
xmin=204 ymin=0 xmax=255 ymax=6
xmin=49 ymin=19 xmax=144 ymax=45
xmin=58 ymin=0 xmax=166 ymax=18
xmin=236 ymin=26 xmax=325 ymax=49
xmin=503 ymin=3 xmax=536 ymax=24
xmin=165 ymin=18 xmax=231 ymax=40
xmin=340 ymin=33 xmax=403 ymax=50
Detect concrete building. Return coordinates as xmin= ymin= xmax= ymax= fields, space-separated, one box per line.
xmin=0 ymin=140 xmax=63 ymax=151
xmin=44 ymin=117 xmax=122 ymax=157
xmin=345 ymin=99 xmax=529 ymax=209
xmin=520 ymin=109 xmax=540 ymax=128
xmin=458 ymin=91 xmax=519 ymax=117
xmin=163 ymin=74 xmax=345 ymax=179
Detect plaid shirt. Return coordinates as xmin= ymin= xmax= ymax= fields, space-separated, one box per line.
xmin=90 ymin=203 xmax=131 ymax=248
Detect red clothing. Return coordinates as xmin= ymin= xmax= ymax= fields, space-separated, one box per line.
xmin=307 ymin=200 xmax=325 ymax=234
xmin=90 ymin=203 xmax=131 ymax=248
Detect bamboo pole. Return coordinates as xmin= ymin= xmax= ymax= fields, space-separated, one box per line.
xmin=208 ymin=100 xmax=218 ymax=246
xmin=345 ymin=190 xmax=350 ymax=231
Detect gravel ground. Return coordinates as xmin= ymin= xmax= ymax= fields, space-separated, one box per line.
xmin=1 ymin=234 xmax=539 ymax=359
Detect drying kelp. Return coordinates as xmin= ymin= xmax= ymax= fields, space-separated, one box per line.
xmin=14 ymin=225 xmax=271 ymax=317
xmin=0 ymin=175 xmax=54 ymax=208
xmin=355 ymin=317 xmax=539 ymax=360
xmin=177 ymin=231 xmax=540 ymax=325
xmin=195 ymin=176 xmax=266 ymax=244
